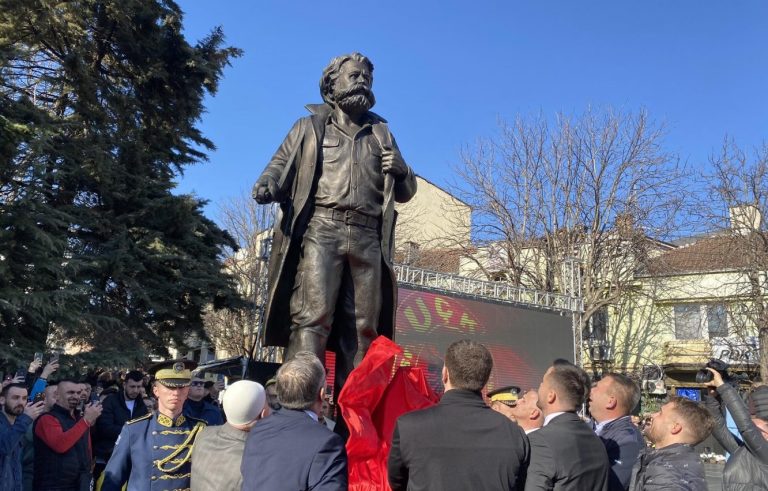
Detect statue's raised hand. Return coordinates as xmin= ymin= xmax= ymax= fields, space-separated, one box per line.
xmin=253 ymin=175 xmax=280 ymax=204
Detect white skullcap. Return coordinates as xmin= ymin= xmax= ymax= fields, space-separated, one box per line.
xmin=222 ymin=380 xmax=266 ymax=426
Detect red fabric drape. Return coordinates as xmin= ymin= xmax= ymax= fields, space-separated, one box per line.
xmin=338 ymin=337 xmax=439 ymax=491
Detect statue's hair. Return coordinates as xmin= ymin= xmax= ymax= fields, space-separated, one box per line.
xmin=319 ymin=52 xmax=374 ymax=105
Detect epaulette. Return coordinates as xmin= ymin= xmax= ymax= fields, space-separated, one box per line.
xmin=126 ymin=413 xmax=152 ymax=425
xmin=187 ymin=416 xmax=207 ymax=426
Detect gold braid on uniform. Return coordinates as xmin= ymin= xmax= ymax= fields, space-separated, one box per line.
xmin=155 ymin=422 xmax=205 ymax=473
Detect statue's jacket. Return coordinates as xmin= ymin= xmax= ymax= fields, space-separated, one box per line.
xmin=256 ymin=103 xmax=417 ymax=350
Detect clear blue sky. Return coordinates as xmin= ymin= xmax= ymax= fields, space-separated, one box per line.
xmin=175 ymin=0 xmax=768 ymax=219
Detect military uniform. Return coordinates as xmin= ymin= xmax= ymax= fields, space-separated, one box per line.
xmin=100 ymin=412 xmax=205 ymax=491
xmin=100 ymin=360 xmax=204 ymax=491
xmin=487 ymin=385 xmax=521 ymax=407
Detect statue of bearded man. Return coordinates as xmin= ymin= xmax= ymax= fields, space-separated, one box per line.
xmin=253 ymin=52 xmax=417 ymax=406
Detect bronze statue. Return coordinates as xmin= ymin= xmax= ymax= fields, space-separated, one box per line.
xmin=253 ymin=53 xmax=417 ymax=399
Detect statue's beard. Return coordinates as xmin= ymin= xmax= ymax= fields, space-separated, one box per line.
xmin=335 ymin=85 xmax=375 ymax=114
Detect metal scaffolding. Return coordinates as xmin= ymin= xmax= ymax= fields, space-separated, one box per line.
xmin=394 ymin=264 xmax=583 ymax=314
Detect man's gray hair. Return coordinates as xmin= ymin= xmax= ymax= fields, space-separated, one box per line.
xmin=276 ymin=351 xmax=325 ymax=410
xmin=319 ymin=52 xmax=374 ymax=105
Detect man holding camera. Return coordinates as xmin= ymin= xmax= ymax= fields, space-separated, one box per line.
xmin=703 ymin=367 xmax=768 ymax=489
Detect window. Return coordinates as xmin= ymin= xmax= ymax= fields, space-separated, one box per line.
xmin=490 ymin=271 xmax=508 ymax=282
xmin=403 ymin=241 xmax=420 ymax=265
xmin=707 ymin=304 xmax=728 ymax=338
xmin=673 ymin=303 xmax=728 ymax=340
xmin=590 ymin=307 xmax=608 ymax=341
xmin=674 ymin=304 xmax=701 ymax=339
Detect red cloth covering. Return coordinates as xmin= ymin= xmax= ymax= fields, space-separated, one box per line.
xmin=338 ymin=336 xmax=439 ymax=491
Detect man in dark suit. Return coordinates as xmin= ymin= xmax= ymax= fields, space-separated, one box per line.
xmin=388 ymin=339 xmax=529 ymax=491
xmin=525 ymin=361 xmax=609 ymax=491
xmin=240 ymin=352 xmax=347 ymax=491
xmin=589 ymin=373 xmax=645 ymax=491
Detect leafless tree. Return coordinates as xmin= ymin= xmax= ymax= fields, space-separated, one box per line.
xmin=698 ymin=139 xmax=768 ymax=380
xmin=202 ymin=190 xmax=274 ymax=359
xmin=607 ymin=282 xmax=676 ymax=373
xmin=393 ymin=177 xmax=472 ymax=274
xmin=448 ymin=108 xmax=685 ymax=366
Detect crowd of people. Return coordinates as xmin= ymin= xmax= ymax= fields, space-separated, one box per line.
xmin=0 ymin=357 xmax=225 ymax=491
xmin=2 ymin=342 xmax=767 ymax=491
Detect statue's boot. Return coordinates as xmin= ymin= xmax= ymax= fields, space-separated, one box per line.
xmin=284 ymin=328 xmax=327 ymax=362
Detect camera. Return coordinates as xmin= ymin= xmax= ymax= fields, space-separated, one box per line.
xmin=695 ymin=358 xmax=748 ymax=386
xmin=695 ymin=358 xmax=728 ymax=384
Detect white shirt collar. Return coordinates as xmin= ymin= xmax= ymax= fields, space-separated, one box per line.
xmin=304 ymin=410 xmax=319 ymax=422
xmin=543 ymin=411 xmax=567 ymax=426
xmin=525 ymin=427 xmax=540 ymax=434
xmin=594 ymin=416 xmax=620 ymax=435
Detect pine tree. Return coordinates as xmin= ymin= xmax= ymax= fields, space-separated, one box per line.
xmin=1 ymin=0 xmax=243 ymax=364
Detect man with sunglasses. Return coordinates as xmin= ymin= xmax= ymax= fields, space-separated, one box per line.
xmin=183 ymin=375 xmax=223 ymax=426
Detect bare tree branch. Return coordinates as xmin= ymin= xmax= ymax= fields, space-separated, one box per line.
xmin=446 ymin=108 xmax=684 ymax=368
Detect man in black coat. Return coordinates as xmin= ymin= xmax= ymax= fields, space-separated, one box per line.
xmin=93 ymin=370 xmax=147 ymax=478
xmin=703 ymin=368 xmax=768 ymax=490
xmin=629 ymin=396 xmax=712 ymax=490
xmin=183 ymin=375 xmax=223 ymax=426
xmin=525 ymin=361 xmax=609 ymax=491
xmin=589 ymin=373 xmax=645 ymax=490
xmin=388 ymin=339 xmax=529 ymax=491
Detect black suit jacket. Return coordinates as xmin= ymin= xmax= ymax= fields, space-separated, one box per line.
xmin=388 ymin=389 xmax=529 ymax=491
xmin=240 ymin=408 xmax=347 ymax=491
xmin=525 ymin=412 xmax=610 ymax=491
xmin=93 ymin=391 xmax=147 ymax=460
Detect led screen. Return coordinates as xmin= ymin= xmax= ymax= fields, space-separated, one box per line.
xmin=394 ymin=287 xmax=575 ymax=395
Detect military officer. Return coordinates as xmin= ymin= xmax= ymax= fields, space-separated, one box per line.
xmin=100 ymin=360 xmax=205 ymax=491
xmin=487 ymin=385 xmax=521 ymax=421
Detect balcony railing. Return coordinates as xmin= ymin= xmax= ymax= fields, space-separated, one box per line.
xmin=394 ymin=264 xmax=583 ymax=313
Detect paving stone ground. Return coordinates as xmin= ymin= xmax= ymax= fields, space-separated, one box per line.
xmin=704 ymin=463 xmax=724 ymax=491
